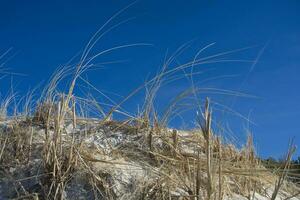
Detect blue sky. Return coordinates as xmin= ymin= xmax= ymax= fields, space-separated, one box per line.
xmin=0 ymin=0 xmax=300 ymax=158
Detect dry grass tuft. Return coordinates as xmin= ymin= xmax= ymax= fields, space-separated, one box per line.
xmin=1 ymin=14 xmax=300 ymax=200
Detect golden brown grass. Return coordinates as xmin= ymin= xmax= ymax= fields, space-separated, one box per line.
xmin=0 ymin=11 xmax=300 ymax=200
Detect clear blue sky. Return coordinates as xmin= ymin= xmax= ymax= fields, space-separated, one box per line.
xmin=1 ymin=0 xmax=300 ymax=159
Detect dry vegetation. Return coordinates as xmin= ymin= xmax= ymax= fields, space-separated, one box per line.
xmin=1 ymin=8 xmax=300 ymax=200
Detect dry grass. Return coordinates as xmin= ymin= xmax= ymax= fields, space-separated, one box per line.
xmin=0 ymin=11 xmax=300 ymax=200
xmin=0 ymin=112 xmax=299 ymax=199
